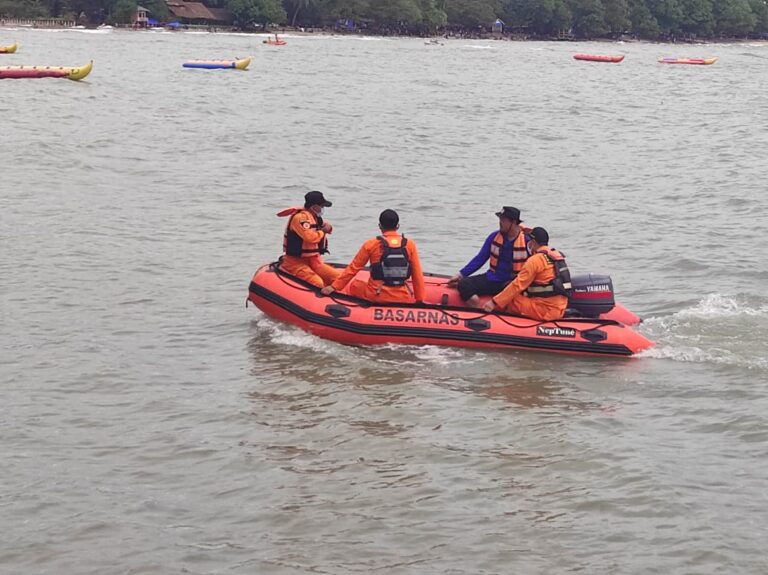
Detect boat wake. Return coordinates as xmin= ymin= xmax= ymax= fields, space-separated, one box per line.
xmin=251 ymin=314 xmax=482 ymax=367
xmin=639 ymin=294 xmax=768 ymax=370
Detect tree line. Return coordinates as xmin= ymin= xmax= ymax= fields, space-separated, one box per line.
xmin=2 ymin=0 xmax=767 ymax=39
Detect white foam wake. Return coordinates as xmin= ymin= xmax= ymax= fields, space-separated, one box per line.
xmin=674 ymin=293 xmax=768 ymax=319
xmin=639 ymin=294 xmax=768 ymax=370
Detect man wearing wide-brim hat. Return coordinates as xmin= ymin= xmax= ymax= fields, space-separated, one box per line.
xmin=447 ymin=206 xmax=532 ymax=308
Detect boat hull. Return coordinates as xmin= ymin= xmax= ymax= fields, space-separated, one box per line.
xmin=247 ymin=264 xmax=654 ymax=357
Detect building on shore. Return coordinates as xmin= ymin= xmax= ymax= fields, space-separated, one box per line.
xmin=133 ymin=6 xmax=150 ymax=28
xmin=165 ymin=1 xmax=231 ymax=26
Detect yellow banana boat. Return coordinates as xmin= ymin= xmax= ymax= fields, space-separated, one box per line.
xmin=0 ymin=60 xmax=92 ymax=80
xmin=183 ymin=57 xmax=251 ymax=70
xmin=0 ymin=42 xmax=18 ymax=54
xmin=658 ymin=57 xmax=717 ymax=65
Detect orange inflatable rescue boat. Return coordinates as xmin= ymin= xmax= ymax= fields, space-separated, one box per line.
xmin=247 ymin=263 xmax=654 ymax=357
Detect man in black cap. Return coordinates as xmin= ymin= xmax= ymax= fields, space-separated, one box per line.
xmin=276 ymin=191 xmax=340 ymax=288
xmin=446 ymin=206 xmax=532 ymax=308
xmin=482 ymin=227 xmax=571 ymax=321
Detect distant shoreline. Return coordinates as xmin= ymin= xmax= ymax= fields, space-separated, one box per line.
xmin=2 ymin=21 xmax=767 ymax=46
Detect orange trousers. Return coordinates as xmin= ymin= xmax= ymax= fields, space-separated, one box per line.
xmin=348 ymin=279 xmax=413 ymax=303
xmin=502 ymin=294 xmax=568 ymax=321
xmin=280 ymin=256 xmax=340 ymax=288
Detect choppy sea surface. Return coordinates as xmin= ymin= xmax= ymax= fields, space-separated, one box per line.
xmin=2 ymin=28 xmax=767 ymax=574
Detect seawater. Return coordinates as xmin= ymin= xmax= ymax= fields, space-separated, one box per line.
xmin=1 ymin=27 xmax=767 ymax=574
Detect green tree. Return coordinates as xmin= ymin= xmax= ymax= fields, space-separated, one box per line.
xmin=420 ymin=0 xmax=448 ymax=31
xmin=627 ymin=0 xmax=659 ymax=35
xmin=284 ymin=0 xmax=313 ymax=26
xmin=602 ymin=0 xmax=629 ymax=34
xmin=142 ymin=0 xmax=169 ymax=20
xmin=714 ymin=0 xmax=756 ymax=35
xmin=228 ymin=0 xmax=287 ymax=28
xmin=678 ymin=0 xmax=713 ymax=35
xmin=521 ymin=0 xmax=558 ymax=33
xmin=551 ymin=0 xmax=572 ymax=29
xmin=749 ymin=0 xmax=768 ymax=34
xmin=568 ymin=0 xmax=606 ymax=36
xmin=0 ymin=0 xmax=49 ymax=17
xmin=445 ymin=0 xmax=500 ymax=27
xmin=369 ymin=0 xmax=422 ymax=24
xmin=321 ymin=0 xmax=370 ymax=21
xmin=647 ymin=0 xmax=682 ymax=35
xmin=110 ymin=0 xmax=136 ymax=22
xmin=505 ymin=0 xmax=571 ymax=34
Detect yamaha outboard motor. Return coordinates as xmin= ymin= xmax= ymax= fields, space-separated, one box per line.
xmin=566 ymin=274 xmax=616 ymax=318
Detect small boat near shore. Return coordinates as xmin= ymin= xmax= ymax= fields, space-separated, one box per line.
xmin=658 ymin=57 xmax=717 ymax=65
xmin=0 ymin=43 xmax=17 ymax=54
xmin=182 ymin=57 xmax=251 ymax=70
xmin=573 ymin=53 xmax=624 ymax=63
xmin=263 ymin=34 xmax=286 ymax=46
xmin=247 ymin=263 xmax=653 ymax=357
xmin=0 ymin=60 xmax=92 ymax=80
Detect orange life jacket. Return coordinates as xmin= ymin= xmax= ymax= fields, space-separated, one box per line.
xmin=489 ymin=229 xmax=530 ymax=274
xmin=526 ymin=247 xmax=573 ymax=298
xmin=278 ymin=207 xmax=328 ymax=258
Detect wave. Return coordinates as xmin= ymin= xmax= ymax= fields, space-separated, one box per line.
xmin=250 ymin=314 xmax=481 ymax=367
xmin=673 ymin=293 xmax=768 ymax=319
xmin=639 ymin=294 xmax=768 ymax=370
xmin=251 ymin=315 xmax=347 ymax=355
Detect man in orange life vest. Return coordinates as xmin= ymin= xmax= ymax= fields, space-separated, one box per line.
xmin=320 ymin=209 xmax=426 ymax=304
xmin=278 ymin=191 xmax=340 ymax=288
xmin=447 ymin=206 xmax=531 ymax=308
xmin=482 ymin=227 xmax=572 ymax=321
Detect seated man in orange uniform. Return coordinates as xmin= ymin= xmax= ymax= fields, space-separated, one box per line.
xmin=320 ymin=209 xmax=426 ymax=304
xmin=278 ymin=191 xmax=340 ymax=288
xmin=482 ymin=227 xmax=572 ymax=321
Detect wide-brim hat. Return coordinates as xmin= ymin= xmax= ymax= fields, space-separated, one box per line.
xmin=495 ymin=206 xmax=522 ymax=223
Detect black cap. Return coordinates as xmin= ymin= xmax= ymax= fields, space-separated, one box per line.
xmin=304 ymin=190 xmax=332 ymax=208
xmin=529 ymin=227 xmax=549 ymax=245
xmin=379 ymin=209 xmax=399 ymax=229
xmin=495 ymin=206 xmax=522 ymax=223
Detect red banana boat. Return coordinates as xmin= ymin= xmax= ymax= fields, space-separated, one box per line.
xmin=247 ymin=263 xmax=654 ymax=357
xmin=573 ymin=54 xmax=625 ymax=63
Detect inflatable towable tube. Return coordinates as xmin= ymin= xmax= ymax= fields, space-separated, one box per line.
xmin=658 ymin=57 xmax=717 ymax=65
xmin=247 ymin=263 xmax=654 ymax=357
xmin=573 ymin=53 xmax=625 ymax=63
xmin=0 ymin=60 xmax=93 ymax=80
xmin=183 ymin=57 xmax=251 ymax=70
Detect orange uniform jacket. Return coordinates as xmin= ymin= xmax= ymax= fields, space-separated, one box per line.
xmin=492 ymin=250 xmax=568 ymax=320
xmin=331 ymin=231 xmax=426 ymax=303
xmin=284 ymin=209 xmax=327 ymax=258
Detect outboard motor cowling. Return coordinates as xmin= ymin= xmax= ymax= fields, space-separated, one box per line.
xmin=567 ymin=274 xmax=615 ymax=318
